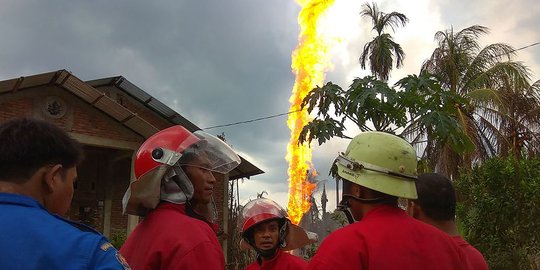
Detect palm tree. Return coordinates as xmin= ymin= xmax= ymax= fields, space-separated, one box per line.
xmin=411 ymin=25 xmax=540 ymax=177
xmin=497 ymin=79 xmax=540 ymax=158
xmin=359 ymin=2 xmax=408 ymax=81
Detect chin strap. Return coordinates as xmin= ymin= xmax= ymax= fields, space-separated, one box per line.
xmin=343 ymin=192 xmax=392 ymax=204
xmin=337 ymin=202 xmax=356 ymax=224
xmin=257 ymin=245 xmax=279 ymax=259
xmin=278 ymin=220 xmax=287 ymax=248
xmin=338 ymin=194 xmax=394 ymax=224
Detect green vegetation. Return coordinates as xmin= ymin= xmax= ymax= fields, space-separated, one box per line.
xmin=455 ymin=156 xmax=540 ymax=270
xmin=110 ymin=230 xmax=127 ymax=249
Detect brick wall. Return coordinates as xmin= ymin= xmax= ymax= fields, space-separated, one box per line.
xmin=0 ymin=97 xmax=33 ymax=119
xmin=71 ymin=104 xmax=142 ymax=142
xmin=110 ymin=156 xmax=131 ymax=237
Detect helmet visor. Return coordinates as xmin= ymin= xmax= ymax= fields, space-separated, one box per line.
xmin=238 ymin=198 xmax=287 ymax=233
xmin=176 ymin=131 xmax=241 ymax=174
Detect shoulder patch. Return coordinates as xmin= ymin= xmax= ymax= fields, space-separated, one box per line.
xmin=116 ymin=252 xmax=132 ymax=270
xmin=100 ymin=242 xmax=114 ymax=251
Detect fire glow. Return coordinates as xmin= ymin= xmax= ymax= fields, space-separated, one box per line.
xmin=286 ymin=0 xmax=335 ymax=225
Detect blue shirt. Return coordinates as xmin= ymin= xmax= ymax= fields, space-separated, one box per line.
xmin=0 ymin=193 xmax=130 ymax=270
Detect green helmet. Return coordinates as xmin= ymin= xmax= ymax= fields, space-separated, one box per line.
xmin=335 ymin=131 xmax=418 ymax=199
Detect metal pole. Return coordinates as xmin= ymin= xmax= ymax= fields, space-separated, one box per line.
xmin=335 ymin=178 xmax=340 ymax=209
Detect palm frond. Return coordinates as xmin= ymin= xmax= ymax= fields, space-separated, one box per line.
xmin=380 ymin=11 xmax=408 ymax=33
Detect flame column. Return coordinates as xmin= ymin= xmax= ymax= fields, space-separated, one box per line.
xmin=286 ymin=0 xmax=335 ymax=225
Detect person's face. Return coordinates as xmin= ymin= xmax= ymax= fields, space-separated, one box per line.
xmin=342 ymin=180 xmax=364 ymax=221
xmin=183 ymin=156 xmax=217 ymax=204
xmin=253 ymin=220 xmax=280 ymax=251
xmin=44 ymin=166 xmax=78 ymax=216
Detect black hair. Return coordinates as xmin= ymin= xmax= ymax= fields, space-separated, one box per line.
xmin=0 ymin=117 xmax=84 ymax=182
xmin=415 ymin=173 xmax=456 ymax=221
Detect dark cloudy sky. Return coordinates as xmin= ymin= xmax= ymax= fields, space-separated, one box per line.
xmin=1 ymin=0 xmax=539 ymax=212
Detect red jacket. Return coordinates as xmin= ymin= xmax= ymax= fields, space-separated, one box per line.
xmin=308 ymin=206 xmax=469 ymax=270
xmin=453 ymin=236 xmax=489 ymax=270
xmin=245 ymin=249 xmax=307 ymax=270
xmin=120 ymin=203 xmax=224 ymax=270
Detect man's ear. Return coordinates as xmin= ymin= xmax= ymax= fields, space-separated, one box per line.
xmin=43 ymin=164 xmax=63 ymax=193
xmin=406 ymin=200 xmax=415 ymax=217
xmin=409 ymin=200 xmax=423 ymax=219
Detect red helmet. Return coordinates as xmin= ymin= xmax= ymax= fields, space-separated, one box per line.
xmin=239 ymin=198 xmax=287 ymax=234
xmin=134 ymin=125 xmax=200 ymax=179
xmin=238 ymin=198 xmax=318 ymax=251
xmin=123 ymin=125 xmax=241 ymax=216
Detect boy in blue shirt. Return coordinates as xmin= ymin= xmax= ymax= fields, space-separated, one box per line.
xmin=0 ymin=118 xmax=130 ymax=270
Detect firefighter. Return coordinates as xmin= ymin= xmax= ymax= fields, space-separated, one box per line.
xmin=308 ymin=131 xmax=469 ymax=270
xmin=408 ymin=173 xmax=489 ymax=270
xmin=119 ymin=125 xmax=241 ymax=269
xmin=0 ymin=118 xmax=130 ymax=270
xmin=239 ymin=197 xmax=317 ymax=270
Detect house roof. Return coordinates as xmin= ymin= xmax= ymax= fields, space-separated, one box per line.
xmin=0 ymin=70 xmax=160 ymax=138
xmin=87 ymin=76 xmax=200 ymax=132
xmin=0 ymin=70 xmax=263 ymax=180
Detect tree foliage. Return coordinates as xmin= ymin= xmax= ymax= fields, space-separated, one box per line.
xmin=455 ymin=156 xmax=540 ymax=270
xmin=299 ymin=76 xmax=405 ymax=145
xmin=299 ymin=73 xmax=470 ymax=158
xmin=418 ymin=25 xmax=540 ymax=177
xmin=396 ymin=73 xmax=475 ymax=154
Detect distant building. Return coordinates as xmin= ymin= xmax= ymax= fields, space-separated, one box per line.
xmin=0 ymin=70 xmax=264 ymax=245
xmin=321 ymin=183 xmax=328 ymax=214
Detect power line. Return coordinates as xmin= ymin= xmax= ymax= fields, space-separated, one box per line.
xmin=513 ymin=42 xmax=540 ymax=52
xmin=202 ymin=108 xmax=304 ymax=130
xmin=496 ymin=41 xmax=540 ymax=58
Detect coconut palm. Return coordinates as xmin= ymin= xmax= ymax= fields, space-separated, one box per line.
xmin=411 ymin=25 xmax=540 ymax=177
xmin=359 ymin=2 xmax=408 ymax=81
xmin=497 ymin=79 xmax=540 ymax=158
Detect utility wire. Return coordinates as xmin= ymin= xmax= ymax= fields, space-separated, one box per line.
xmin=202 ymin=108 xmax=304 ymax=130
xmin=496 ymin=41 xmax=540 ymax=58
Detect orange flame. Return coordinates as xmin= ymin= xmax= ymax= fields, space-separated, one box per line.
xmin=286 ymin=0 xmax=335 ymax=225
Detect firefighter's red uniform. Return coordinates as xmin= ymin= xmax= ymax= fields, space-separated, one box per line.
xmin=119 ymin=125 xmax=241 ymax=270
xmin=453 ymin=236 xmax=489 ymax=270
xmin=120 ymin=202 xmax=224 ymax=270
xmin=245 ymin=249 xmax=307 ymax=270
xmin=308 ymin=205 xmax=469 ymax=270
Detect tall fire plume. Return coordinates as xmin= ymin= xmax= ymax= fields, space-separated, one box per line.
xmin=286 ymin=0 xmax=335 ymax=225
